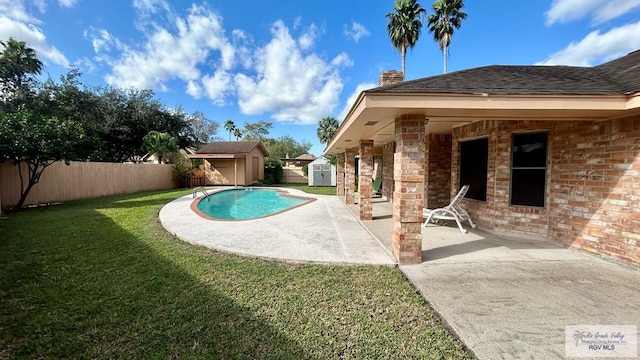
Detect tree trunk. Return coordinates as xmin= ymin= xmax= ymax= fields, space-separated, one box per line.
xmin=443 ymin=46 xmax=448 ymax=74
xmin=401 ymin=45 xmax=406 ymax=76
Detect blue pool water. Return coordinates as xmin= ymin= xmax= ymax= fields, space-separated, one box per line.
xmin=196 ymin=188 xmax=312 ymax=220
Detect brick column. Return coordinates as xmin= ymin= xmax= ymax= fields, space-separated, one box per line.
xmin=358 ymin=140 xmax=374 ymax=220
xmin=393 ymin=115 xmax=425 ymax=264
xmin=345 ymin=148 xmax=357 ymax=205
xmin=382 ymin=142 xmax=394 ymax=200
xmin=336 ymin=153 xmax=345 ymax=197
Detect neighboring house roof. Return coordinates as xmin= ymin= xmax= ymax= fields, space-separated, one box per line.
xmin=195 ymin=141 xmax=269 ymax=157
xmin=295 ymin=153 xmax=316 ymax=161
xmin=368 ymin=50 xmax=640 ymax=96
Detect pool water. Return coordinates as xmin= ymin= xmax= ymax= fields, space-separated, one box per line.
xmin=196 ymin=188 xmax=312 ymax=220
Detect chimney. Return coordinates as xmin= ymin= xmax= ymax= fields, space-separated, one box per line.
xmin=378 ymin=70 xmax=404 ymax=87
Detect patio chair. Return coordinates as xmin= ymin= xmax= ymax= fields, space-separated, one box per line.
xmin=422 ymin=185 xmax=477 ymax=233
xmin=372 ymin=178 xmax=382 ymax=197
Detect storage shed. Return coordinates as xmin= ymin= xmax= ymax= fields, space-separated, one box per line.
xmin=307 ymin=156 xmax=336 ymax=186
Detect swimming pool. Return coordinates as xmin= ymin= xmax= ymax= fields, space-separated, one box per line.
xmin=193 ymin=188 xmax=314 ymax=220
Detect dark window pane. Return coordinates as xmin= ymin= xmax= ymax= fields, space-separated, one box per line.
xmin=459 ymin=138 xmax=488 ymax=201
xmin=511 ymin=168 xmax=546 ymax=207
xmin=513 ymin=132 xmax=547 ymax=168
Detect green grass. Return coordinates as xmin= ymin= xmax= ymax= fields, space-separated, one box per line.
xmin=272 ymin=183 xmax=337 ymax=196
xmin=0 ymin=190 xmax=474 ymax=359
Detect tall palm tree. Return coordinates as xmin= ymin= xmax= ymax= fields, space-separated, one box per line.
xmin=427 ymin=0 xmax=467 ymax=73
xmin=0 ymin=38 xmax=43 ymax=98
xmin=385 ymin=0 xmax=426 ymax=77
xmin=224 ymin=120 xmax=235 ymax=141
xmin=233 ymin=128 xmax=242 ymax=141
xmin=317 ymin=116 xmax=339 ymax=144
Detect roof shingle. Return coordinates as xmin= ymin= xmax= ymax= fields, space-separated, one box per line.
xmin=368 ymin=50 xmax=640 ymax=96
xmin=196 ymin=141 xmax=267 ymax=155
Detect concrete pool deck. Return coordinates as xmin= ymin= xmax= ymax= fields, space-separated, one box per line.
xmin=159 ymin=188 xmax=395 ymax=265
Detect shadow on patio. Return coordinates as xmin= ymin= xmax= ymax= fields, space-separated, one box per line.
xmin=350 ymin=198 xmax=570 ymax=264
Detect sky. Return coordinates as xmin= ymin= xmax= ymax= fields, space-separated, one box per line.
xmin=1 ymin=0 xmax=640 ymax=156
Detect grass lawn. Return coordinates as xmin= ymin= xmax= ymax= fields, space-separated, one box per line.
xmin=0 ymin=190 xmax=473 ymax=359
xmin=272 ymin=183 xmax=337 ymax=196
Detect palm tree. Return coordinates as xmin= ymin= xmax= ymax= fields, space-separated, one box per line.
xmin=427 ymin=0 xmax=467 ymax=73
xmin=143 ymin=131 xmax=178 ymax=164
xmin=0 ymin=38 xmax=44 ymax=101
xmin=317 ymin=116 xmax=339 ymax=144
xmin=233 ymin=128 xmax=242 ymax=141
xmin=224 ymin=120 xmax=235 ymax=141
xmin=385 ymin=0 xmax=426 ymax=77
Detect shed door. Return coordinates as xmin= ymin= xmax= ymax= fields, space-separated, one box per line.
xmin=314 ymin=164 xmax=331 ymax=186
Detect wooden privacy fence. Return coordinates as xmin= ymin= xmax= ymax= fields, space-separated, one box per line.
xmin=0 ymin=161 xmax=177 ymax=211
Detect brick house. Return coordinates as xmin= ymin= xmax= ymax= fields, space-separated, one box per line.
xmin=325 ymin=50 xmax=640 ymax=266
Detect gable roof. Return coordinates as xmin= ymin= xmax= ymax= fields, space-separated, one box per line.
xmin=367 ymin=50 xmax=640 ymax=96
xmin=196 ymin=141 xmax=268 ymax=157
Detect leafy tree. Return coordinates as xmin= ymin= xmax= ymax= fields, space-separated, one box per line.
xmin=233 ymin=128 xmax=243 ymax=141
xmin=89 ymin=87 xmax=188 ymax=162
xmin=224 ymin=120 xmax=235 ymax=141
xmin=242 ymin=120 xmax=273 ymax=141
xmin=186 ymin=111 xmax=220 ymax=149
xmin=427 ymin=0 xmax=467 ymax=73
xmin=170 ymin=151 xmax=194 ymax=187
xmin=386 ymin=0 xmax=426 ymax=76
xmin=317 ymin=116 xmax=339 ymax=144
xmin=0 ymin=108 xmax=86 ymax=209
xmin=263 ymin=135 xmax=312 ymax=163
xmin=143 ymin=131 xmax=178 ymax=164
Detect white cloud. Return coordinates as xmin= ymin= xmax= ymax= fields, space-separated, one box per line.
xmin=0 ymin=0 xmax=39 ymax=24
xmin=298 ymin=23 xmax=318 ymax=51
xmin=201 ymin=70 xmax=233 ymax=105
xmin=0 ymin=15 xmax=68 ymax=67
xmin=343 ymin=21 xmax=370 ymax=43
xmin=234 ymin=20 xmax=351 ymax=125
xmin=545 ymin=0 xmax=640 ymax=25
xmin=103 ymin=4 xmax=235 ymax=96
xmin=84 ymin=27 xmax=123 ymax=53
xmin=58 ymin=0 xmax=78 ymax=7
xmin=338 ymin=82 xmax=377 ymax=121
xmin=537 ymin=21 xmax=640 ymax=65
xmin=186 ymin=80 xmax=202 ymax=98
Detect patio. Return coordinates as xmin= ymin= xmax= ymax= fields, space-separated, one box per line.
xmin=351 ymin=198 xmax=640 ymax=359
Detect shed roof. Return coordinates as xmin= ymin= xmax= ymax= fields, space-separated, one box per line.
xmin=196 ymin=141 xmax=269 ymax=157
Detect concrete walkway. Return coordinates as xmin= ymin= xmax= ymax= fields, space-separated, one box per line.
xmin=159 ymin=188 xmax=394 ymax=265
xmin=161 ymin=191 xmax=640 ymax=359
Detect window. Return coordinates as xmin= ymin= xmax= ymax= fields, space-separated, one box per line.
xmin=459 ymin=138 xmax=488 ymax=201
xmin=511 ymin=132 xmax=547 ymax=207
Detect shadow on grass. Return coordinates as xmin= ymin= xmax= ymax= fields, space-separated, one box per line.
xmin=0 ymin=195 xmax=315 ymax=359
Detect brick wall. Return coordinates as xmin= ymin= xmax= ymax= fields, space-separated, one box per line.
xmin=452 ymin=116 xmax=640 ymax=265
xmin=359 ymin=140 xmax=374 ymax=220
xmin=550 ymin=116 xmax=640 ymax=264
xmin=425 ymin=134 xmax=452 ymax=208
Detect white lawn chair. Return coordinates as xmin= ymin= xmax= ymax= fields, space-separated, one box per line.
xmin=422 ymin=185 xmax=477 ymax=233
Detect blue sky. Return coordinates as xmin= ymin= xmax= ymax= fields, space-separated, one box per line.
xmin=2 ymin=0 xmax=640 ymax=155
